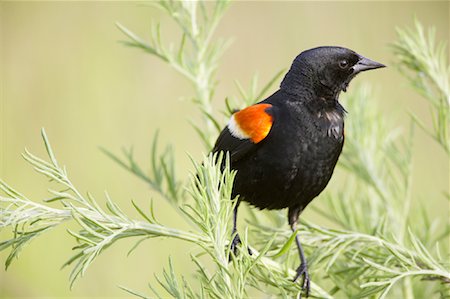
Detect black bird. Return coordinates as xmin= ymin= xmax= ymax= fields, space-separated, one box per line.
xmin=211 ymin=46 xmax=385 ymax=296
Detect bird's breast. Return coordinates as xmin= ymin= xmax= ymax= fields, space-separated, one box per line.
xmin=320 ymin=109 xmax=345 ymax=141
xmin=232 ymin=108 xmax=344 ymax=210
xmin=273 ymin=128 xmax=343 ymax=209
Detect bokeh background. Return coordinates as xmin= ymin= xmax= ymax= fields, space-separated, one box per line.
xmin=1 ymin=1 xmax=448 ymax=298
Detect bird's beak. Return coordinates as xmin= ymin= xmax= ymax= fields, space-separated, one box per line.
xmin=352 ymin=56 xmax=386 ymax=73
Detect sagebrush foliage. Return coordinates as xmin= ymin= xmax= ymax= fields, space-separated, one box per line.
xmin=1 ymin=2 xmax=449 ymax=298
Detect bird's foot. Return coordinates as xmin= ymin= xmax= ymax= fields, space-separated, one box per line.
xmin=229 ymin=233 xmax=252 ymax=261
xmin=293 ymin=262 xmax=310 ymax=298
xmin=230 ymin=233 xmax=241 ymax=256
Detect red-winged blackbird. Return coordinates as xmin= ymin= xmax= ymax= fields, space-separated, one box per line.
xmin=212 ymin=46 xmax=385 ymax=296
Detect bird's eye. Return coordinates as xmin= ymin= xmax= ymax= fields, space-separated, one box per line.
xmin=339 ymin=60 xmax=349 ymax=69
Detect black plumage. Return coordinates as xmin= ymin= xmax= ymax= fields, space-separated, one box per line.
xmin=212 ymin=46 xmax=385 ymax=296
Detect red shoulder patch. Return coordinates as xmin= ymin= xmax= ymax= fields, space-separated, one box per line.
xmin=228 ymin=104 xmax=273 ymax=143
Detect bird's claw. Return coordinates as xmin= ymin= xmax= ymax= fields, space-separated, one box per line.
xmin=229 ymin=233 xmax=252 ymax=261
xmin=230 ymin=233 xmax=241 ymax=256
xmin=293 ymin=262 xmax=310 ymax=298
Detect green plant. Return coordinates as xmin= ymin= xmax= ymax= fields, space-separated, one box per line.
xmin=1 ymin=2 xmax=449 ymax=298
xmin=392 ymin=20 xmax=449 ymax=154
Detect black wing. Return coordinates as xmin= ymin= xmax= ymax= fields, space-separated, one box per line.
xmin=212 ymin=128 xmax=256 ymax=163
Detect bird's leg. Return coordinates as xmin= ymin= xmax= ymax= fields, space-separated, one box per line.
xmin=229 ymin=203 xmax=252 ymax=259
xmin=288 ymin=207 xmax=311 ymax=298
xmin=230 ymin=203 xmax=241 ymax=256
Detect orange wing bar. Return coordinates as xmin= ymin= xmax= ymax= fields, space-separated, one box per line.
xmin=232 ymin=104 xmax=273 ymax=143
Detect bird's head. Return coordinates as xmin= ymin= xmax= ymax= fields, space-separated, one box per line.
xmin=281 ymin=46 xmax=385 ymax=100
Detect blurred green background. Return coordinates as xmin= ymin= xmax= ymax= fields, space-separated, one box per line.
xmin=0 ymin=1 xmax=448 ymax=298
